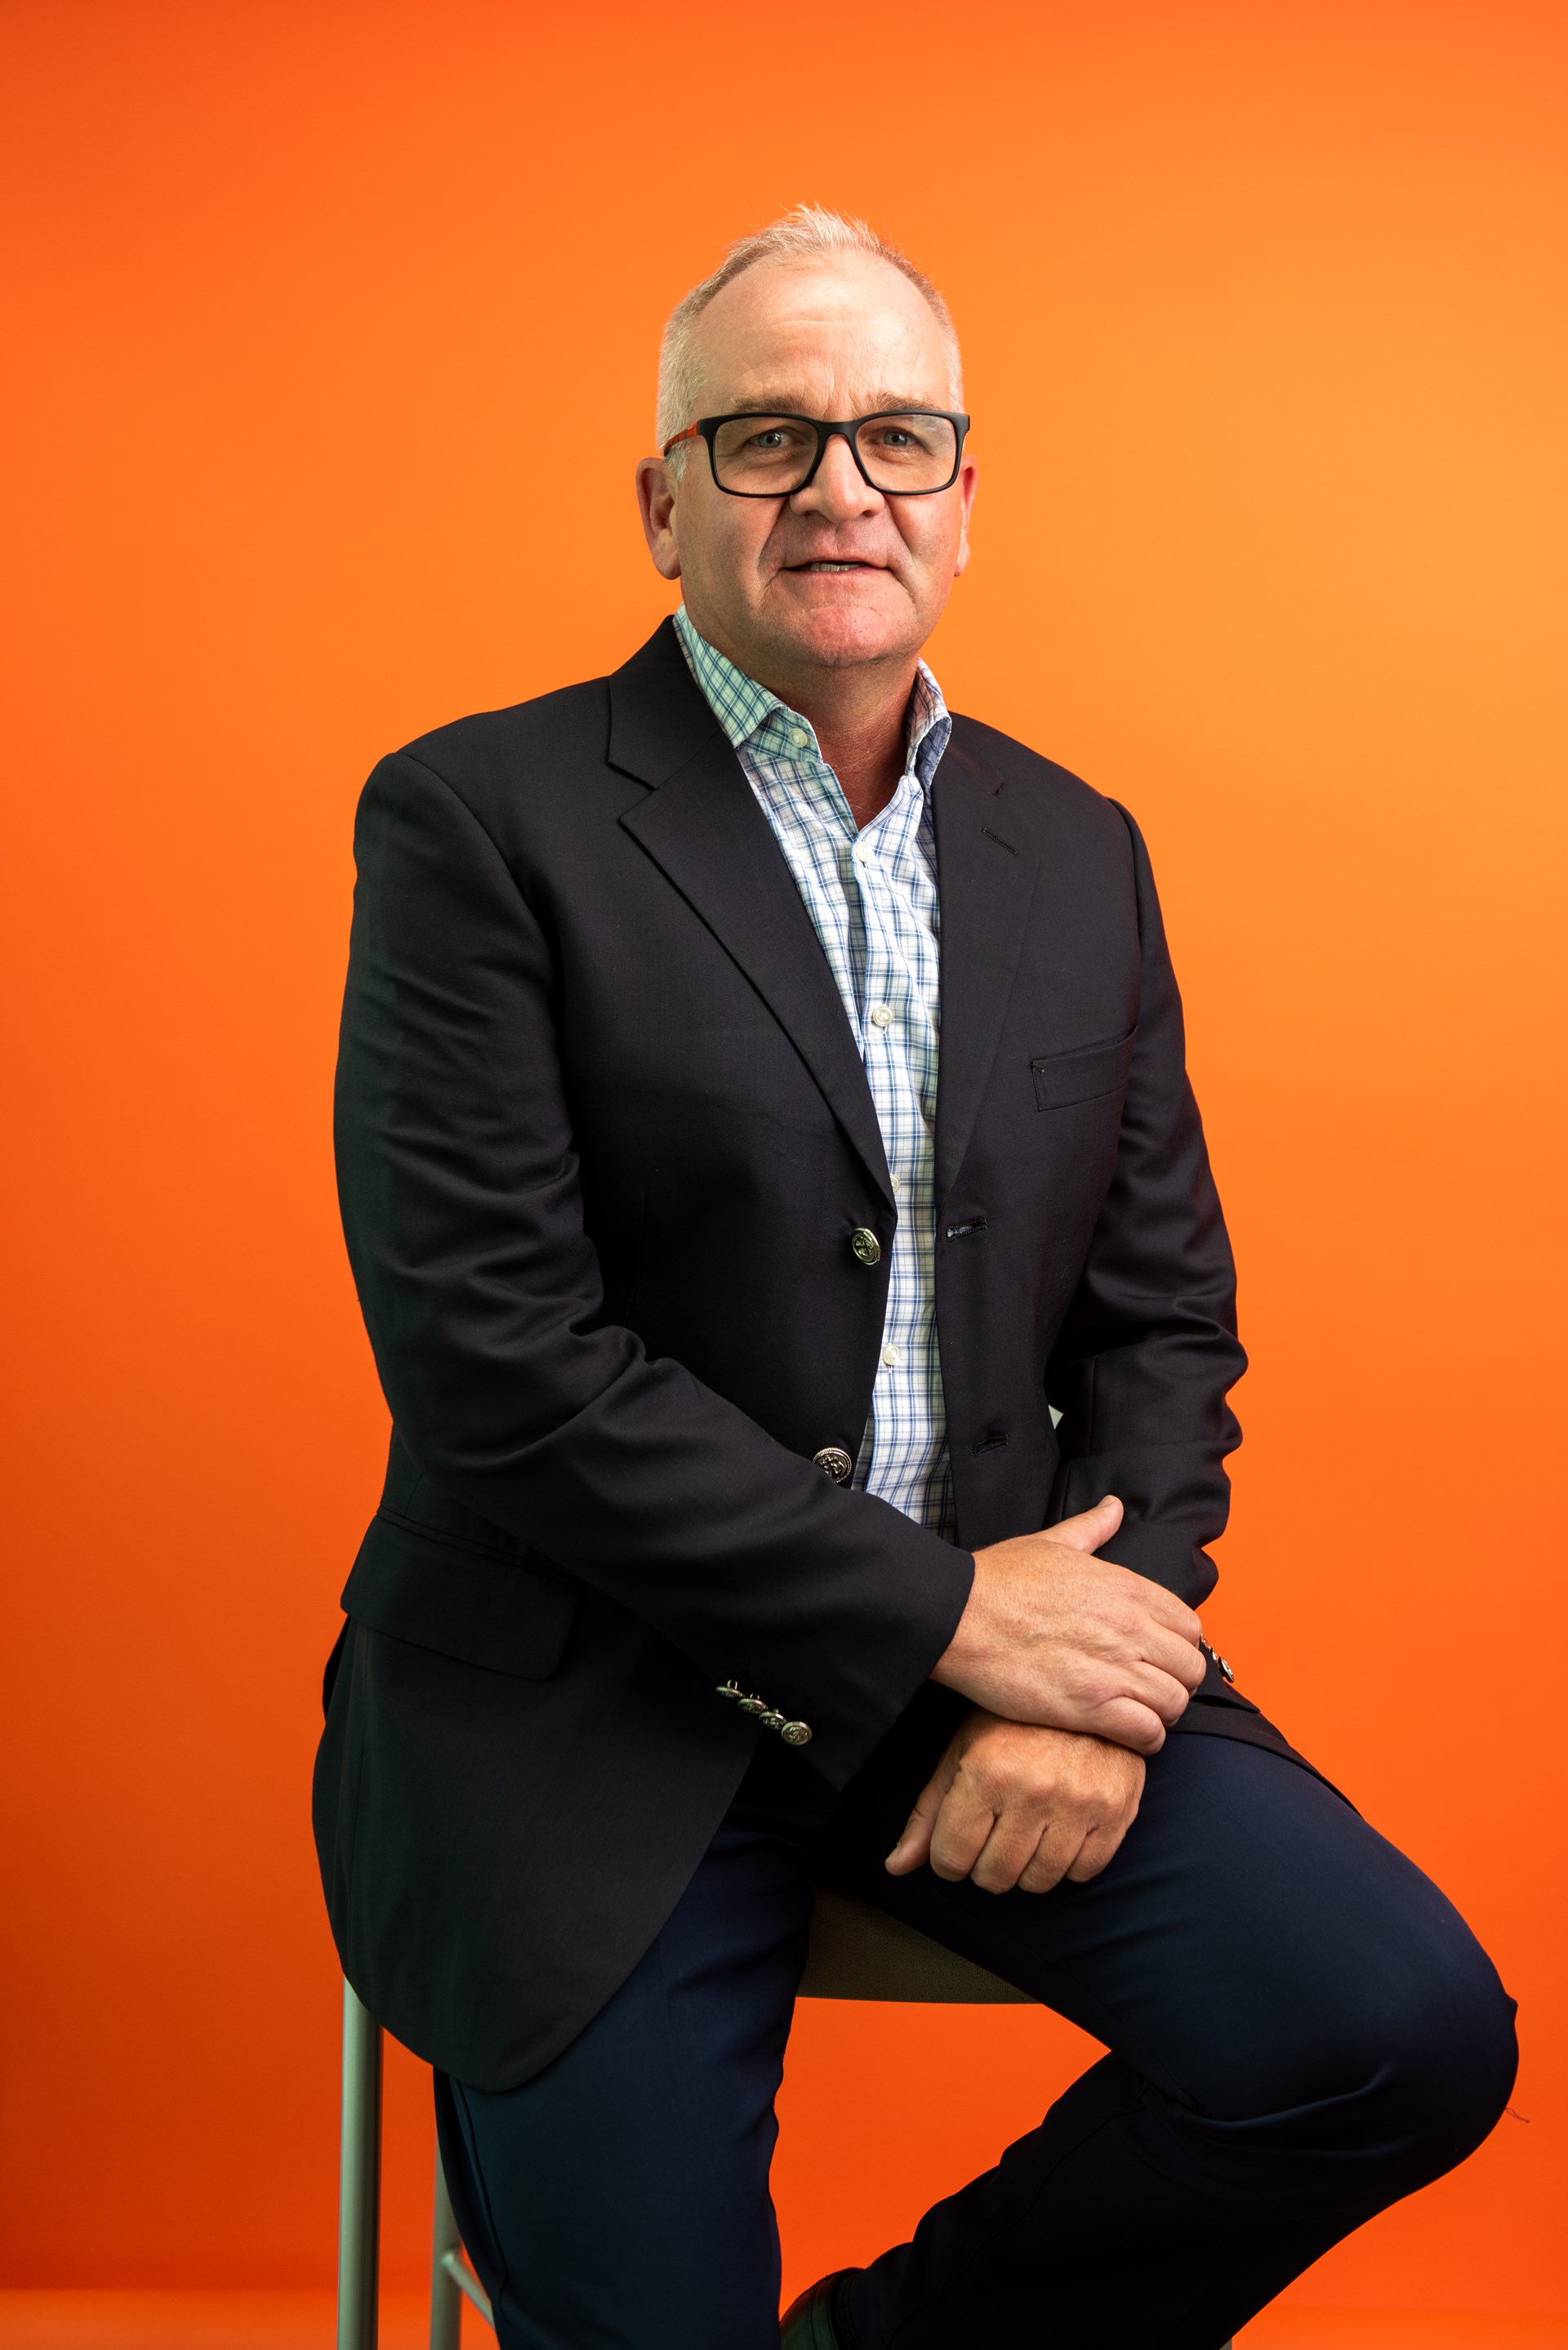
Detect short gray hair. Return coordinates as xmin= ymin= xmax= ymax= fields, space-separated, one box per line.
xmin=656 ymin=203 xmax=962 ymax=456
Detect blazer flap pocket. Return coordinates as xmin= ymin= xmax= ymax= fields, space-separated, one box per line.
xmin=1031 ymin=1028 xmax=1137 ymax=1111
xmin=341 ymin=1515 xmax=579 ymax=1680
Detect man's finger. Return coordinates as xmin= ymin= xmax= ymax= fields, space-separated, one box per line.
xmin=969 ymin=1801 xmax=1054 ymax=1894
xmin=1046 ymin=1495 xmax=1124 ymax=1554
xmin=1112 ymin=1659 xmax=1196 ymax=1728
xmin=884 ymin=1771 xmax=947 ymax=1876
xmin=1015 ymin=1817 xmax=1084 ymax=1895
xmin=1136 ymin=1580 xmax=1205 ymax=1644
xmin=1089 ymin=1696 xmax=1169 ymax=1753
xmin=1144 ymin=1622 xmax=1209 ymax=1691
xmin=927 ymin=1780 xmax=999 ymax=1883
xmin=1064 ymin=1815 xmax=1135 ymax=1883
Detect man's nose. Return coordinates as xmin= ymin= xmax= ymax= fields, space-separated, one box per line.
xmin=791 ymin=430 xmax=884 ymax=521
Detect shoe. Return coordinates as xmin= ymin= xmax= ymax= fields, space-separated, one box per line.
xmin=780 ymin=2270 xmax=861 ymax=2348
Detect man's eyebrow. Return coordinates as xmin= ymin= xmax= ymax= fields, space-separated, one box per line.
xmin=719 ymin=390 xmax=949 ymax=417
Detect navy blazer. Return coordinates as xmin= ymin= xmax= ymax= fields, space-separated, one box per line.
xmin=314 ymin=618 xmax=1287 ymax=2089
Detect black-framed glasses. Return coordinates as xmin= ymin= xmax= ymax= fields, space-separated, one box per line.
xmin=662 ymin=409 xmax=971 ymax=498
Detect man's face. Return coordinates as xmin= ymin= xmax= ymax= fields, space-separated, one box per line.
xmin=637 ymin=255 xmax=977 ymax=684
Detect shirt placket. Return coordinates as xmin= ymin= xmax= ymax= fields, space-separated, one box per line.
xmin=853 ymin=782 xmax=942 ymax=1520
xmin=674 ymin=606 xmax=955 ymax=1541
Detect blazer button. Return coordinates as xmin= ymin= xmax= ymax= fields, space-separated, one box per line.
xmin=780 ymin=1721 xmax=813 ymax=1746
xmin=850 ymin=1228 xmax=882 ymax=1266
xmin=813 ymin=1445 xmax=853 ymax=1483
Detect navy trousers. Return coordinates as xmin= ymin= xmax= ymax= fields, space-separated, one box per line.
xmin=434 ymin=1692 xmax=1515 ymax=2350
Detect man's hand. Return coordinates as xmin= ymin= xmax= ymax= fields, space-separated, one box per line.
xmin=885 ymin=1711 xmax=1146 ymax=1894
xmin=933 ymin=1496 xmax=1205 ymax=1755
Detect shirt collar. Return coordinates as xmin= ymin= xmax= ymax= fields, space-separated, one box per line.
xmin=673 ymin=605 xmax=951 ymax=790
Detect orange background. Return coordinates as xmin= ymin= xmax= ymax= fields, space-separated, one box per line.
xmin=2 ymin=0 xmax=1565 ymax=2325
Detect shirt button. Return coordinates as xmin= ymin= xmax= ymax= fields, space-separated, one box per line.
xmin=789 ymin=727 xmax=810 ymax=749
xmin=869 ymin=1004 xmax=893 ymax=1028
xmin=890 ymin=1173 xmax=901 ymax=1193
xmin=882 ymin=1344 xmax=901 ymax=1368
xmin=850 ymin=1228 xmax=882 ymax=1266
xmin=813 ymin=1445 xmax=853 ymax=1483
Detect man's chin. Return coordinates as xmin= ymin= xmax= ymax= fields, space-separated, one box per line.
xmin=762 ymin=583 xmax=917 ymax=671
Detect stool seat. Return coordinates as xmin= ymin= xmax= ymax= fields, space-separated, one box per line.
xmin=800 ymin=1884 xmax=1032 ymax=2004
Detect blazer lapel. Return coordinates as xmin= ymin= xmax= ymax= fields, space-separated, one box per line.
xmin=610 ymin=626 xmax=893 ymax=1208
xmin=933 ymin=726 xmax=1042 ymax=1211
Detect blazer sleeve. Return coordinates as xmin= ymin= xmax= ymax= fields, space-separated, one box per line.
xmin=333 ymin=747 xmax=973 ymax=1786
xmin=1043 ymin=803 xmax=1246 ymax=1608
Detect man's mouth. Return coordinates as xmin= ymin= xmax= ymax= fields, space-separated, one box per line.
xmin=788 ymin=559 xmax=880 ymax=573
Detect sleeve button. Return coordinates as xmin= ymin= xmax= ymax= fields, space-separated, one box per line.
xmin=780 ymin=1721 xmax=813 ymax=1746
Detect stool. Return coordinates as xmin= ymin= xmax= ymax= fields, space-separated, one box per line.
xmin=336 ymin=1890 xmax=1231 ymax=2347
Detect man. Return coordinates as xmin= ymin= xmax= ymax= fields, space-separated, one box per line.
xmin=314 ymin=207 xmax=1515 ymax=2349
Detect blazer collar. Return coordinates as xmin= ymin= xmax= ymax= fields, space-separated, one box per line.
xmin=610 ymin=622 xmax=894 ymax=1208
xmin=608 ymin=624 xmax=1040 ymax=1220
xmin=931 ymin=723 xmax=1041 ymax=1210
xmin=606 ymin=617 xmax=725 ymax=787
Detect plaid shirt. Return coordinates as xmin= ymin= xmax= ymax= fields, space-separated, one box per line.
xmin=674 ymin=606 xmax=956 ymax=1540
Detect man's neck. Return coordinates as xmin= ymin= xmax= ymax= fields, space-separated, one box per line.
xmin=690 ymin=616 xmax=919 ymax=829
xmin=802 ymin=675 xmax=913 ymax=829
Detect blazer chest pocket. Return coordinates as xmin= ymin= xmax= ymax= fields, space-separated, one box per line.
xmin=1031 ymin=1028 xmax=1137 ymax=1112
xmin=340 ymin=1514 xmax=580 ymax=1680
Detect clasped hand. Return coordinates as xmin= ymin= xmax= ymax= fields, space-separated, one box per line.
xmin=893 ymin=1496 xmax=1205 ymax=1894
xmin=886 ymin=1710 xmax=1147 ymax=1894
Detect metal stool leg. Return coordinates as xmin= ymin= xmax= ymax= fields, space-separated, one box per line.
xmin=429 ymin=2148 xmax=465 ymax=2350
xmin=337 ymin=1978 xmax=384 ymax=2350
xmin=430 ymin=2138 xmax=496 ymax=2339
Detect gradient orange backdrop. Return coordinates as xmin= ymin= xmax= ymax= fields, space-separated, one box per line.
xmin=2 ymin=0 xmax=1565 ymax=2321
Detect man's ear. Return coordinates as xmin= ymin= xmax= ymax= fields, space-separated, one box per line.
xmin=953 ymin=450 xmax=978 ymax=577
xmin=635 ymin=457 xmax=682 ymax=582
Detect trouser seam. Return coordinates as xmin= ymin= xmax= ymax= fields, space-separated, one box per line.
xmin=450 ymin=2078 xmax=517 ymax=2336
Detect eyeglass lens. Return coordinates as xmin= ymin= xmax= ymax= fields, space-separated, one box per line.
xmin=711 ymin=413 xmax=958 ymax=494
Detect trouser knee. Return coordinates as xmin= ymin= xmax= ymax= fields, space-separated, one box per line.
xmin=1313 ymin=1927 xmax=1518 ymax=2196
xmin=1392 ymin=1953 xmax=1517 ymax=2178
xmin=1188 ymin=1900 xmax=1517 ymax=2200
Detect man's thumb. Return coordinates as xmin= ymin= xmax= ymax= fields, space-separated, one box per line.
xmin=885 ymin=1781 xmax=942 ymax=1876
xmin=1049 ymin=1494 xmax=1124 ymax=1553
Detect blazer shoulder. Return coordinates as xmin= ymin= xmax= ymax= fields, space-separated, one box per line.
xmin=946 ymin=711 xmax=1134 ymax=847
xmin=392 ymin=673 xmax=613 ymax=803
